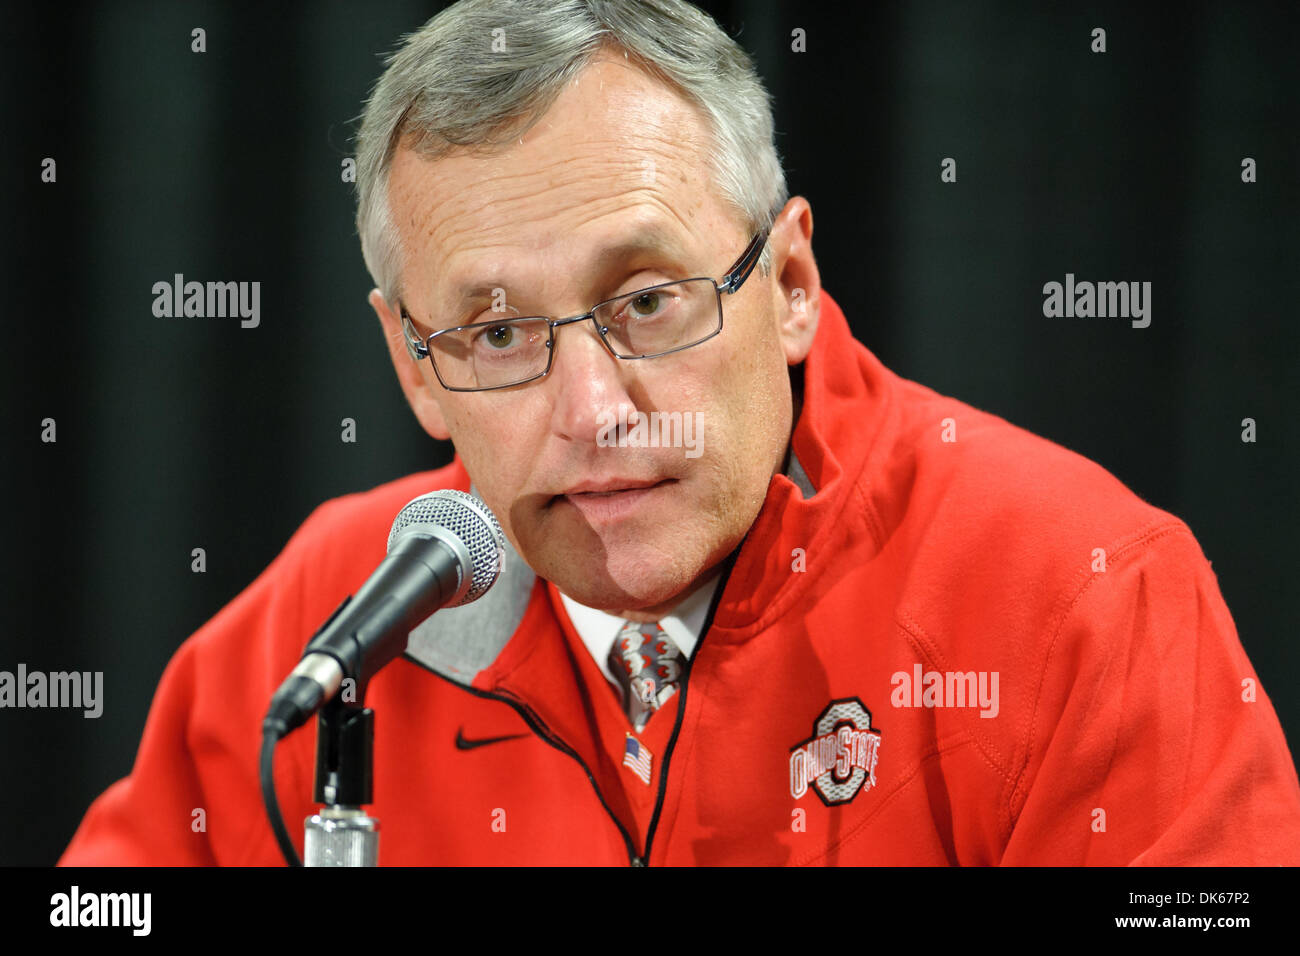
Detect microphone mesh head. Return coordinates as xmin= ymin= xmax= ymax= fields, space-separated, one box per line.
xmin=387 ymin=489 xmax=506 ymax=606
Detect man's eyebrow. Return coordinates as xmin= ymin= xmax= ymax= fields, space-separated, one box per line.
xmin=448 ymin=229 xmax=696 ymax=302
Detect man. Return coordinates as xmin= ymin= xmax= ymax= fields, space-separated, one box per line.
xmin=61 ymin=0 xmax=1300 ymax=865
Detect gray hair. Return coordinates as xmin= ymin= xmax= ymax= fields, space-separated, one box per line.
xmin=353 ymin=0 xmax=787 ymax=306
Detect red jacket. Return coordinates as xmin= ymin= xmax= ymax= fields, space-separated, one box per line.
xmin=59 ymin=290 xmax=1300 ymax=865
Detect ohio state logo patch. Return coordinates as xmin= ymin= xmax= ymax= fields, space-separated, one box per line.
xmin=789 ymin=698 xmax=882 ymax=806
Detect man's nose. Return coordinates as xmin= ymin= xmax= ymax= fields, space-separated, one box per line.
xmin=545 ymin=317 xmax=636 ymax=443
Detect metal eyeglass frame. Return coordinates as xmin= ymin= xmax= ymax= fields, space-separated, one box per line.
xmin=398 ymin=228 xmax=769 ymax=392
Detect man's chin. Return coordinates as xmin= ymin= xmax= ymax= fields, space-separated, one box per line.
xmin=513 ymin=494 xmax=701 ymax=610
xmin=542 ymin=554 xmax=696 ymax=615
xmin=530 ymin=498 xmax=674 ymax=561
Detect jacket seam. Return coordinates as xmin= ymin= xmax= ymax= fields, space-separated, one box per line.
xmin=851 ymin=472 xmax=886 ymax=555
xmin=1006 ymin=520 xmax=1196 ymax=839
xmin=895 ymin=612 xmax=1016 ymax=784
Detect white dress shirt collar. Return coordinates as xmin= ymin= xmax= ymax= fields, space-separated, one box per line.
xmin=558 ymin=568 xmax=722 ymax=687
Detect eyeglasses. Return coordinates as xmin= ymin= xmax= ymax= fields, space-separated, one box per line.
xmin=399 ymin=229 xmax=769 ymax=391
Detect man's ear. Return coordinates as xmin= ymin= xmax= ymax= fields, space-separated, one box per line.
xmin=768 ymin=196 xmax=820 ymax=366
xmin=369 ymin=289 xmax=452 ymax=441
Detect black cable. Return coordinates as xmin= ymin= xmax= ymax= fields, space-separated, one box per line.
xmin=261 ymin=722 xmax=303 ymax=867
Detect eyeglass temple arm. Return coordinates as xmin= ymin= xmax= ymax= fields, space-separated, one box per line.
xmin=399 ymin=306 xmax=429 ymax=360
xmin=718 ymin=228 xmax=769 ymax=294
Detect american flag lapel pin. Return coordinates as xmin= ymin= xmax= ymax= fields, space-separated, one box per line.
xmin=623 ymin=732 xmax=652 ymax=786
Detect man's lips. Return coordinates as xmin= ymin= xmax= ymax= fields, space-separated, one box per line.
xmin=551 ymin=478 xmax=675 ymax=523
xmin=556 ymin=477 xmax=669 ymax=497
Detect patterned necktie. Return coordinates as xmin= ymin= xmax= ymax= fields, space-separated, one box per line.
xmin=607 ymin=620 xmax=686 ymax=733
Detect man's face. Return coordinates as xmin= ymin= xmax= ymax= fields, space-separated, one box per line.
xmin=374 ymin=51 xmax=816 ymax=617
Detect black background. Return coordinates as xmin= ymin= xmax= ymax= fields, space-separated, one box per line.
xmin=3 ymin=0 xmax=1297 ymax=865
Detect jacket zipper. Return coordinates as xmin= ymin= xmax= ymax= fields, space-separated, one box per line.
xmin=639 ymin=653 xmax=693 ymax=863
xmin=640 ymin=546 xmax=737 ymax=864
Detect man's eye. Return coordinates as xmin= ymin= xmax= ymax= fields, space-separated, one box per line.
xmin=626 ymin=291 xmax=671 ymax=320
xmin=632 ymin=292 xmax=660 ymax=316
xmin=477 ymin=325 xmax=516 ymax=349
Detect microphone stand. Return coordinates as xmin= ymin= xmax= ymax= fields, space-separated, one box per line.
xmin=303 ymin=695 xmax=379 ymax=866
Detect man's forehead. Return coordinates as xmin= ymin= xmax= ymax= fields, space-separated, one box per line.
xmin=386 ymin=54 xmax=723 ymax=291
xmin=437 ymin=219 xmax=696 ymax=299
xmin=394 ymin=144 xmax=705 ymax=244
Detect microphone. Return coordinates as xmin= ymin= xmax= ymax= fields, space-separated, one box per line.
xmin=262 ymin=488 xmax=506 ymax=739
